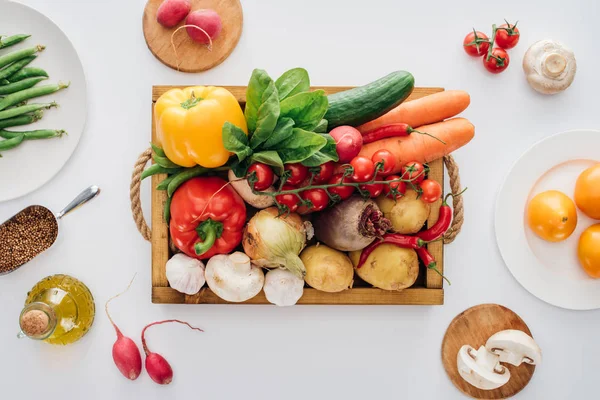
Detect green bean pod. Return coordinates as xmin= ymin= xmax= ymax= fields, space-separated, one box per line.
xmin=0 ymin=111 xmax=43 ymax=129
xmin=0 ymin=34 xmax=30 ymax=50
xmin=151 ymin=143 xmax=166 ymax=157
xmin=3 ymin=67 xmax=48 ymax=84
xmin=152 ymin=153 xmax=181 ymax=169
xmin=0 ymin=102 xmax=56 ymax=120
xmin=140 ymin=163 xmax=182 ymax=180
xmin=163 ymin=196 xmax=172 ymax=225
xmin=0 ymin=129 xmax=65 ymax=140
xmin=156 ymin=174 xmax=178 ymax=190
xmin=0 ymin=45 xmax=44 ymax=69
xmin=0 ymin=55 xmax=36 ymax=80
xmin=167 ymin=166 xmax=209 ymax=197
xmin=0 ymin=133 xmax=24 ymax=152
xmin=0 ymin=82 xmax=68 ymax=111
xmin=0 ymin=77 xmax=46 ymax=95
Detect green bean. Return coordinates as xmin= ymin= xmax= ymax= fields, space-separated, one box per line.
xmin=167 ymin=166 xmax=209 ymax=197
xmin=140 ymin=164 xmax=182 ymax=180
xmin=0 ymin=133 xmax=24 ymax=152
xmin=0 ymin=110 xmax=43 ymax=129
xmin=0 ymin=129 xmax=65 ymax=140
xmin=156 ymin=174 xmax=178 ymax=190
xmin=152 ymin=153 xmax=180 ymax=169
xmin=0 ymin=77 xmax=46 ymax=95
xmin=6 ymin=67 xmax=48 ymax=83
xmin=151 ymin=143 xmax=166 ymax=157
xmin=0 ymin=102 xmax=56 ymax=120
xmin=0 ymin=34 xmax=30 ymax=50
xmin=0 ymin=82 xmax=68 ymax=111
xmin=163 ymin=196 xmax=172 ymax=225
xmin=0 ymin=45 xmax=44 ymax=69
xmin=0 ymin=55 xmax=36 ymax=80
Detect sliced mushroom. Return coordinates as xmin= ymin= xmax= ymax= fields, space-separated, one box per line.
xmin=457 ymin=345 xmax=510 ymax=390
xmin=523 ymin=39 xmax=576 ymax=94
xmin=485 ymin=329 xmax=542 ymax=367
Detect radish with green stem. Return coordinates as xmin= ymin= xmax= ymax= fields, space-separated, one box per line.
xmin=105 ymin=275 xmax=142 ymax=381
xmin=141 ymin=320 xmax=204 ymax=385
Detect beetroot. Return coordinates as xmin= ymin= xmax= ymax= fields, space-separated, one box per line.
xmin=185 ymin=9 xmax=222 ymax=45
xmin=105 ymin=276 xmax=142 ymax=380
xmin=141 ymin=320 xmax=203 ymax=385
xmin=157 ymin=0 xmax=191 ymax=28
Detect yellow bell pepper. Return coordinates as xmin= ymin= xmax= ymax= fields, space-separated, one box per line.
xmin=154 ymin=86 xmax=248 ymax=168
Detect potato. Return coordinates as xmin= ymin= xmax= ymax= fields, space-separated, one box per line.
xmin=349 ymin=244 xmax=419 ymax=291
xmin=375 ymin=189 xmax=430 ymax=234
xmin=300 ymin=244 xmax=354 ymax=293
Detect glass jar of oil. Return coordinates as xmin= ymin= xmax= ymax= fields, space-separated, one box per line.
xmin=17 ymin=274 xmax=95 ymax=345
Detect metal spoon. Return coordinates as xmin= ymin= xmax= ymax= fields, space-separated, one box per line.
xmin=0 ymin=185 xmax=100 ymax=275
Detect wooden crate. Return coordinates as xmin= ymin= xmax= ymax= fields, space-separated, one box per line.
xmin=151 ymin=86 xmax=446 ymax=305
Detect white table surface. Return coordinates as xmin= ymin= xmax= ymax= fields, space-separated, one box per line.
xmin=1 ymin=0 xmax=598 ymax=398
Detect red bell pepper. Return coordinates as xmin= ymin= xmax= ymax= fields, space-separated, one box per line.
xmin=169 ymin=176 xmax=247 ymax=260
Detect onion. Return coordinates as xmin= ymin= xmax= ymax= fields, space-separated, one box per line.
xmin=242 ymin=207 xmax=307 ymax=278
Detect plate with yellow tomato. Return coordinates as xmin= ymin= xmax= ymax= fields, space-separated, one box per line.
xmin=496 ymin=129 xmax=600 ymax=310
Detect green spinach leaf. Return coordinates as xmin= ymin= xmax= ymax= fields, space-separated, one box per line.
xmin=245 ymin=69 xmax=274 ymax=133
xmin=262 ymin=117 xmax=295 ymax=149
xmin=301 ymin=134 xmax=339 ymax=167
xmin=230 ymin=159 xmax=251 ymax=179
xmin=277 ymin=128 xmax=327 ymax=164
xmin=222 ymin=122 xmax=252 ymax=162
xmin=275 ymin=68 xmax=310 ymax=101
xmin=280 ymin=90 xmax=328 ymax=131
xmin=313 ymin=119 xmax=328 ymax=133
xmin=249 ymin=79 xmax=280 ymax=149
xmin=250 ymin=151 xmax=284 ymax=175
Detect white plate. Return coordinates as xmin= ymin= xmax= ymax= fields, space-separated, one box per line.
xmin=495 ymin=129 xmax=600 ymax=310
xmin=0 ymin=1 xmax=86 ymax=202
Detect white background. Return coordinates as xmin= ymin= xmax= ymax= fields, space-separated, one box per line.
xmin=0 ymin=0 xmax=598 ymax=398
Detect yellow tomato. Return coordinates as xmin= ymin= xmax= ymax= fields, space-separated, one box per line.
xmin=578 ymin=224 xmax=600 ymax=278
xmin=527 ymin=190 xmax=578 ymax=242
xmin=575 ymin=164 xmax=600 ymax=220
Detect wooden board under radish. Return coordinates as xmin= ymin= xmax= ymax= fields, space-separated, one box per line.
xmin=142 ymin=0 xmax=243 ymax=72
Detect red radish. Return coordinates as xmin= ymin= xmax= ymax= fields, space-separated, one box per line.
xmin=186 ymin=9 xmax=222 ymax=44
xmin=329 ymin=125 xmax=363 ymax=163
xmin=105 ymin=275 xmax=142 ymax=381
xmin=142 ymin=320 xmax=203 ymax=385
xmin=156 ymin=0 xmax=191 ymax=28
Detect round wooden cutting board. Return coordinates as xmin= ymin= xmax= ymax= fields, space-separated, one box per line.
xmin=142 ymin=0 xmax=243 ymax=72
xmin=441 ymin=304 xmax=536 ymax=399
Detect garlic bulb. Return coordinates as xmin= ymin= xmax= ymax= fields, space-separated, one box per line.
xmin=166 ymin=253 xmax=206 ymax=295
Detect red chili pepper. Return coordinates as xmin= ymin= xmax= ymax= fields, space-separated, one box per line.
xmin=356 ymin=233 xmax=424 ymax=268
xmin=416 ymin=247 xmax=451 ymax=285
xmin=417 ymin=195 xmax=453 ymax=242
xmin=362 ymin=123 xmax=417 ymax=144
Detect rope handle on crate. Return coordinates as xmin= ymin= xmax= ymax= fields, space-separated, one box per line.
xmin=130 ymin=148 xmax=464 ymax=244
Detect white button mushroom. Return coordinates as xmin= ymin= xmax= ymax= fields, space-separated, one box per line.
xmin=228 ymin=169 xmax=275 ymax=209
xmin=485 ymin=329 xmax=542 ymax=367
xmin=457 ymin=345 xmax=511 ymax=390
xmin=205 ymin=252 xmax=265 ymax=302
xmin=523 ymin=39 xmax=576 ymax=94
xmin=263 ymin=268 xmax=304 ymax=306
xmin=165 ymin=253 xmax=206 ymax=295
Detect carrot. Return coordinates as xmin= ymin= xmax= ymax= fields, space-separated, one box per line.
xmin=336 ymin=118 xmax=474 ymax=175
xmin=357 ymin=90 xmax=471 ymax=134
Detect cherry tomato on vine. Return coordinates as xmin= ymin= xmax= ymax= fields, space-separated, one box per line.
xmin=401 ymin=161 xmax=427 ymax=184
xmin=275 ymin=185 xmax=300 ymax=212
xmin=327 ymin=174 xmax=355 ymax=201
xmin=299 ymin=188 xmax=329 ymax=213
xmin=483 ymin=48 xmax=510 ymax=74
xmin=495 ymin=22 xmax=520 ymax=49
xmin=382 ymin=175 xmax=407 ymax=199
xmin=420 ymin=179 xmax=442 ymax=203
xmin=463 ymin=30 xmax=490 ymax=57
xmin=246 ymin=163 xmax=274 ymax=191
xmin=360 ymin=183 xmax=384 ymax=198
xmin=350 ymin=156 xmax=375 ymax=182
xmin=371 ymin=150 xmax=396 ymax=175
xmin=311 ymin=162 xmax=334 ymax=184
xmin=283 ymin=163 xmax=308 ymax=186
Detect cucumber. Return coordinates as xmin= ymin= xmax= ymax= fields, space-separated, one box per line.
xmin=325 ymin=71 xmax=415 ymax=129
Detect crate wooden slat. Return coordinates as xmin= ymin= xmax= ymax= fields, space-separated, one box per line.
xmin=151 ymin=86 xmax=446 ymax=305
